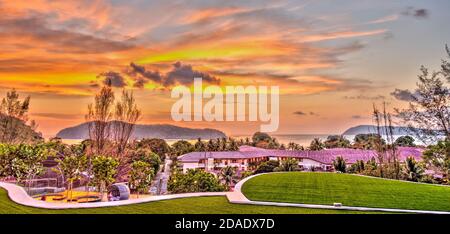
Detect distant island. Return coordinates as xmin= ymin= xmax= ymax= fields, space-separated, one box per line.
xmin=342 ymin=125 xmax=430 ymax=136
xmin=56 ymin=122 xmax=226 ymax=140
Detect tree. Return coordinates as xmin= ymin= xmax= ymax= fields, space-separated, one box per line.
xmin=226 ymin=138 xmax=239 ymax=151
xmin=129 ymin=149 xmax=161 ymax=173
xmin=252 ymin=132 xmax=272 ymax=143
xmin=422 ymin=139 xmax=450 ymax=179
xmin=333 ymin=156 xmax=346 ymax=173
xmin=309 ymin=138 xmax=325 ymax=151
xmin=274 ymin=158 xmax=299 ymax=172
xmin=129 ymin=160 xmax=154 ymax=198
xmin=113 ymin=90 xmax=141 ymax=156
xmin=362 ymin=157 xmax=379 ymax=177
xmin=171 ymin=140 xmax=194 ymax=157
xmin=348 ymin=160 xmax=365 ymax=174
xmin=396 ymin=45 xmax=450 ymax=143
xmin=254 ymin=160 xmax=280 ymax=174
xmin=86 ymin=85 xmax=115 ymax=155
xmin=373 ymin=103 xmax=400 ymax=179
xmin=0 ymin=144 xmax=15 ymax=178
xmin=352 ymin=134 xmax=385 ymax=150
xmin=219 ymin=166 xmax=237 ymax=190
xmin=138 ymin=138 xmax=170 ymax=160
xmin=194 ymin=138 xmax=206 ymax=151
xmin=395 ymin=136 xmax=416 ymax=147
xmin=324 ymin=135 xmax=350 ymax=149
xmin=403 ymin=156 xmax=424 ymax=182
xmin=287 ymin=142 xmax=303 ymax=150
xmin=53 ymin=154 xmax=88 ymax=201
xmin=91 ymin=155 xmax=119 ymax=201
xmin=168 ymin=169 xmax=224 ymax=193
xmin=0 ymin=90 xmax=42 ymax=144
xmin=6 ymin=144 xmax=48 ymax=189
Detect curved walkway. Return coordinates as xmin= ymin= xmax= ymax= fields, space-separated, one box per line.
xmin=0 ymin=181 xmax=227 ymax=209
xmin=2 ymin=174 xmax=450 ymax=214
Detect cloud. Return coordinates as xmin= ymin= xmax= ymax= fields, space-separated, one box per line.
xmin=97 ymin=71 xmax=127 ymax=88
xmin=402 ymin=7 xmax=430 ymax=19
xmin=124 ymin=61 xmax=220 ymax=88
xmin=351 ymin=115 xmax=363 ymax=119
xmin=390 ymin=88 xmax=416 ymax=101
xmin=0 ymin=15 xmax=134 ymax=54
xmin=368 ymin=14 xmax=399 ymax=24
xmin=293 ymin=111 xmax=318 ymax=116
xmin=164 ymin=61 xmax=220 ymax=86
xmin=125 ymin=62 xmax=164 ymax=88
xmin=293 ymin=111 xmax=306 ymax=115
xmin=344 ymin=95 xmax=385 ymax=100
xmin=31 ymin=112 xmax=81 ymax=120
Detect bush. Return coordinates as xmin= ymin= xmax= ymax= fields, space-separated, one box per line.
xmin=129 ymin=149 xmax=161 ymax=173
xmin=168 ymin=169 xmax=225 ymax=193
xmin=274 ymin=158 xmax=299 ymax=172
xmin=254 ymin=160 xmax=280 ymax=174
xmin=333 ymin=156 xmax=346 ymax=173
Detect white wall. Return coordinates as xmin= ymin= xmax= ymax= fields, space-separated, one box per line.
xmin=300 ymin=158 xmax=324 ymax=168
xmin=182 ymin=162 xmax=200 ymax=173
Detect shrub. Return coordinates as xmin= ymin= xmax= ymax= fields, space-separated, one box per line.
xmin=168 ymin=169 xmax=225 ymax=193
xmin=333 ymin=156 xmax=346 ymax=173
xmin=254 ymin=160 xmax=280 ymax=174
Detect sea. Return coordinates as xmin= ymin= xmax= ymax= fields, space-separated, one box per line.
xmin=60 ymin=134 xmax=431 ymax=147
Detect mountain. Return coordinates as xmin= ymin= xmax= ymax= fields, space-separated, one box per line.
xmin=0 ymin=114 xmax=43 ymax=143
xmin=342 ymin=125 xmax=431 ymax=136
xmin=56 ymin=122 xmax=226 ymax=140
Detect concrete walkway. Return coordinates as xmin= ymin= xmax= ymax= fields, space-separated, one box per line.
xmin=2 ymin=174 xmax=450 ymax=214
xmin=0 ymin=181 xmax=227 ymax=209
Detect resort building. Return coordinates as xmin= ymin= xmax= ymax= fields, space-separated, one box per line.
xmin=178 ymin=145 xmax=424 ymax=173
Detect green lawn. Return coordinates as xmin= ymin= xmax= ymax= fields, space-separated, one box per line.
xmin=242 ymin=172 xmax=450 ymax=211
xmin=0 ymin=188 xmax=378 ymax=214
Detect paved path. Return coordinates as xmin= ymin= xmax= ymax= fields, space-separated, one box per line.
xmin=2 ymin=174 xmax=450 ymax=214
xmin=0 ymin=181 xmax=227 ymax=209
xmin=149 ymin=159 xmax=171 ymax=195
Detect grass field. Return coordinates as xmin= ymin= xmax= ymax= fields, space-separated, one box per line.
xmin=242 ymin=172 xmax=450 ymax=211
xmin=0 ymin=188 xmax=379 ymax=214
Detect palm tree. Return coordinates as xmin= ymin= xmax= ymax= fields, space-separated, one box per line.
xmin=219 ymin=166 xmax=237 ymax=189
xmin=404 ymin=157 xmax=424 ymax=181
xmin=194 ymin=138 xmax=205 ymax=151
xmin=287 ymin=142 xmax=303 ymax=150
xmin=333 ymin=156 xmax=346 ymax=173
xmin=274 ymin=158 xmax=299 ymax=171
xmin=309 ymin=138 xmax=325 ymax=151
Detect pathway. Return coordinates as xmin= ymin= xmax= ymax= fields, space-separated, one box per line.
xmin=2 ymin=174 xmax=450 ymax=214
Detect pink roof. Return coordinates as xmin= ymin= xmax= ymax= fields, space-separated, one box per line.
xmin=179 ymin=146 xmax=424 ymax=165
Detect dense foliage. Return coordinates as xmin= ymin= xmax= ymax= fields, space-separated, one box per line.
xmin=333 ymin=156 xmax=346 ymax=173
xmin=254 ymin=160 xmax=280 ymax=174
xmin=129 ymin=160 xmax=154 ymax=197
xmin=0 ymin=144 xmax=48 ymax=184
xmin=90 ymin=155 xmax=119 ymax=200
xmin=395 ymin=136 xmax=416 ymax=147
xmin=168 ymin=169 xmax=225 ymax=193
xmin=324 ymin=135 xmax=351 ymax=149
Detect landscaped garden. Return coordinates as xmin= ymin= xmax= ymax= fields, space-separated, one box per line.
xmin=241 ymin=172 xmax=450 ymax=211
xmin=0 ymin=188 xmax=382 ymax=214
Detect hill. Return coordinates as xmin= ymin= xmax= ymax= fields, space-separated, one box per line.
xmin=0 ymin=114 xmax=43 ymax=143
xmin=56 ymin=121 xmax=226 ymax=140
xmin=343 ymin=125 xmax=421 ymax=135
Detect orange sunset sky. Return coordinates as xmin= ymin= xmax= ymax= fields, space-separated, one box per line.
xmin=0 ymin=0 xmax=449 ymax=137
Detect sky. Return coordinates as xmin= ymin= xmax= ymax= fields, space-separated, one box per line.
xmin=0 ymin=0 xmax=449 ymax=137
